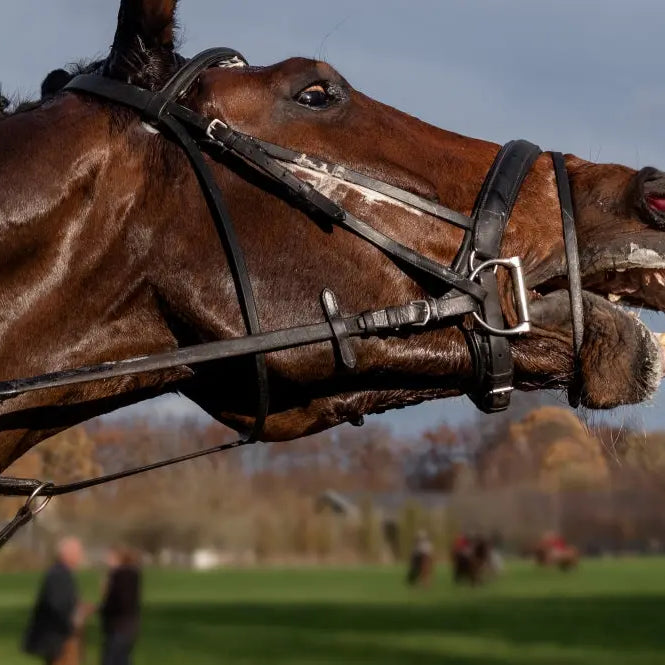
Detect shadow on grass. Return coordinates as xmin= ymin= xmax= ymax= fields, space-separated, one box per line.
xmin=139 ymin=595 xmax=665 ymax=663
xmin=2 ymin=595 xmax=664 ymax=664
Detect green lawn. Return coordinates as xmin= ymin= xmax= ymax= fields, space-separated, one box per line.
xmin=2 ymin=559 xmax=665 ymax=664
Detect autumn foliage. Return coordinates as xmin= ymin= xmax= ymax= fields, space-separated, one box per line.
xmin=3 ymin=397 xmax=665 ymax=566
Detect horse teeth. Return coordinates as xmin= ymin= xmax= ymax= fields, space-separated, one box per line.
xmin=608 ymin=293 xmax=622 ymax=303
xmin=658 ymin=334 xmax=665 ymax=376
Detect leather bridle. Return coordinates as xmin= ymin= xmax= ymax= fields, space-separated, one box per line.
xmin=0 ymin=48 xmax=584 ymax=546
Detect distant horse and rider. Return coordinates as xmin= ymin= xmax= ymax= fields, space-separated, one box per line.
xmin=451 ymin=533 xmax=503 ymax=585
xmin=534 ymin=532 xmax=580 ymax=571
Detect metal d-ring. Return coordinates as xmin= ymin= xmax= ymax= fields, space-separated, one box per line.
xmin=469 ymin=256 xmax=531 ymax=337
xmin=25 ymin=482 xmax=54 ymax=516
xmin=469 ymin=250 xmax=497 ymax=275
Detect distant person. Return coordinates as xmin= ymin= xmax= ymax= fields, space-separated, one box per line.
xmin=407 ymin=530 xmax=434 ymax=587
xmin=488 ymin=531 xmax=505 ymax=576
xmin=24 ymin=537 xmax=89 ymax=665
xmin=100 ymin=547 xmax=142 ymax=665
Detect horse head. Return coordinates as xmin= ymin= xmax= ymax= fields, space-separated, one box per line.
xmin=0 ymin=0 xmax=664 ymax=469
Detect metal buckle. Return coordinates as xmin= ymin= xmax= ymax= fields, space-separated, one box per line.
xmin=411 ymin=300 xmax=433 ymax=327
xmin=206 ymin=118 xmax=229 ymax=141
xmin=469 ymin=256 xmax=531 ymax=336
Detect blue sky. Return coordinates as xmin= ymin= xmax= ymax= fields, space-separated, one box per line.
xmin=1 ymin=1 xmax=664 ymax=434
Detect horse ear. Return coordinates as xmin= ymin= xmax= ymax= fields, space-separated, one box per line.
xmin=41 ymin=69 xmax=74 ymax=99
xmin=106 ymin=0 xmax=179 ymax=88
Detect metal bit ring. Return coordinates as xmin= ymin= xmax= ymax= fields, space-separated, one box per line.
xmin=25 ymin=482 xmax=54 ymax=516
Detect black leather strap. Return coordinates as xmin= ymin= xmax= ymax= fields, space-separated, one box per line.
xmin=470 ymin=141 xmax=542 ymax=413
xmin=0 ymin=293 xmax=478 ymax=398
xmin=0 ymin=505 xmax=33 ymax=548
xmin=552 ymin=152 xmax=584 ymax=407
xmin=250 ymin=139 xmax=475 ymax=232
xmin=159 ymin=115 xmax=269 ymax=441
xmin=0 ymin=439 xmax=245 ymax=498
xmin=322 ymin=289 xmax=357 ymax=369
xmin=158 ymin=48 xmax=248 ymax=107
xmin=473 ymin=141 xmax=542 ymax=259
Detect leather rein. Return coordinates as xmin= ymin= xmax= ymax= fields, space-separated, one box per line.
xmin=0 ymin=47 xmax=584 ymax=547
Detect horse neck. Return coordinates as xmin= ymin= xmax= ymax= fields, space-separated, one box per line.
xmin=1 ymin=98 xmax=106 ymax=192
xmin=0 ymin=99 xmax=187 ymax=470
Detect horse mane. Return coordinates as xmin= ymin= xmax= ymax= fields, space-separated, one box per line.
xmin=0 ymin=60 xmax=104 ymax=120
xmin=0 ymin=86 xmax=9 ymax=117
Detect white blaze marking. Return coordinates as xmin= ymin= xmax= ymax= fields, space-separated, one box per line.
xmin=282 ymin=160 xmax=424 ymax=217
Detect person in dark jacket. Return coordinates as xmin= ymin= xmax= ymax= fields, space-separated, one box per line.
xmin=99 ymin=547 xmax=142 ymax=665
xmin=24 ymin=537 xmax=85 ymax=665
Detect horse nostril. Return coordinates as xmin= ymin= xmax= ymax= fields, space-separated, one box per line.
xmin=638 ymin=167 xmax=665 ymax=228
xmin=648 ymin=195 xmax=665 ymax=212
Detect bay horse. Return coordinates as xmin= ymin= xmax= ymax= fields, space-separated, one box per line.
xmin=0 ymin=0 xmax=664 ymax=506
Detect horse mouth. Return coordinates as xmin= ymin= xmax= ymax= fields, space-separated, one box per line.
xmin=527 ymin=249 xmax=665 ymax=408
xmin=583 ymin=267 xmax=665 ymax=310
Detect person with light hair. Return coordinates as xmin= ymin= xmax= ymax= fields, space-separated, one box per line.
xmin=23 ymin=537 xmax=91 ymax=665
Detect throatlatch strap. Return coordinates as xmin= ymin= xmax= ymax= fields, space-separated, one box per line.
xmin=159 ymin=115 xmax=270 ymax=441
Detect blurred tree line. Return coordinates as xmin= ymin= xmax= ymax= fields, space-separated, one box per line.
xmin=3 ymin=391 xmax=665 ymax=566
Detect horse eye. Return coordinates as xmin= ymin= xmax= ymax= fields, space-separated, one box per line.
xmin=295 ymin=83 xmax=335 ymax=110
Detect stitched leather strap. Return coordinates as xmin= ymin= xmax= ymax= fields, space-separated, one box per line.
xmin=553 ymin=151 xmax=585 ymax=407
xmin=159 ymin=115 xmax=269 ymax=441
xmin=470 ymin=141 xmax=542 ymax=413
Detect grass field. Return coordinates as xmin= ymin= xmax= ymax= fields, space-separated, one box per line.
xmin=1 ymin=558 xmax=665 ymax=664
